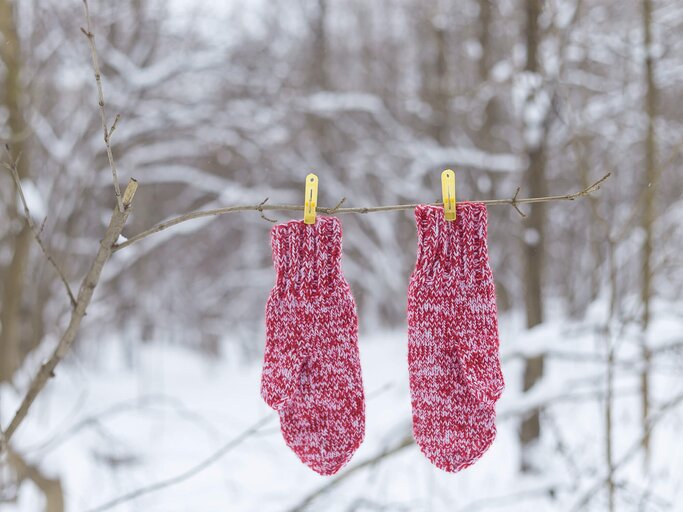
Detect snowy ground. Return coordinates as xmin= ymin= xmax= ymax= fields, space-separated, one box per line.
xmin=2 ymin=302 xmax=682 ymax=512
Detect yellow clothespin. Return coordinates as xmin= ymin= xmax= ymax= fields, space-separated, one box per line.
xmin=441 ymin=169 xmax=456 ymax=222
xmin=304 ymin=173 xmax=319 ymax=225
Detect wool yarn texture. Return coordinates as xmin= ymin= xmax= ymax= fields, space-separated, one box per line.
xmin=261 ymin=216 xmax=365 ymax=475
xmin=407 ymin=203 xmax=504 ymax=473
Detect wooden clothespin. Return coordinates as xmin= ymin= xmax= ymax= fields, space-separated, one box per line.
xmin=304 ymin=173 xmax=318 ymax=224
xmin=441 ymin=169 xmax=456 ymax=222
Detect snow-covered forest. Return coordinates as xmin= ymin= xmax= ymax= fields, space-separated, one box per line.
xmin=1 ymin=0 xmax=682 ymax=510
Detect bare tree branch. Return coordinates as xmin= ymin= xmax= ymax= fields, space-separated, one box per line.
xmin=329 ymin=197 xmax=347 ymax=213
xmin=86 ymin=415 xmax=273 ymax=512
xmin=257 ymin=197 xmax=277 ymax=223
xmin=286 ymin=434 xmax=415 ymax=512
xmin=456 ymin=484 xmax=566 ymax=512
xmin=80 ymin=383 xmax=394 ymax=511
xmin=570 ymin=391 xmax=683 ymax=511
xmin=2 ymin=145 xmax=76 ymax=308
xmin=286 ymin=378 xmax=639 ymax=512
xmin=510 ymin=186 xmax=527 ymax=218
xmin=113 ymin=172 xmax=611 ymax=252
xmin=0 ymin=428 xmax=7 ymax=455
xmin=24 ymin=394 xmax=223 ymax=456
xmin=108 ymin=113 xmax=121 ymax=140
xmin=7 ymin=448 xmax=64 ymax=512
xmin=1 ymin=178 xmax=138 ymax=445
xmin=80 ymin=0 xmax=124 ymax=213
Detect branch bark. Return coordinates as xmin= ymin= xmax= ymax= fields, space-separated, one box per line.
xmin=1 ymin=178 xmax=138 ymax=444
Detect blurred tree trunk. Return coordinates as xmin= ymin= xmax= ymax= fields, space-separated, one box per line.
xmin=306 ymin=0 xmax=330 ymax=162
xmin=309 ymin=0 xmax=328 ymax=91
xmin=407 ymin=3 xmax=452 ymax=233
xmin=520 ymin=0 xmax=547 ymax=471
xmin=9 ymin=449 xmax=64 ymax=512
xmin=640 ymin=0 xmax=657 ymax=466
xmin=605 ymin=236 xmax=618 ymax=512
xmin=475 ymin=0 xmax=513 ymax=311
xmin=0 ymin=0 xmax=32 ymax=382
xmin=477 ymin=0 xmax=492 ymax=83
xmin=474 ymin=0 xmax=495 ymax=152
xmin=420 ymin=5 xmax=450 ymax=146
xmin=430 ymin=22 xmax=448 ymax=146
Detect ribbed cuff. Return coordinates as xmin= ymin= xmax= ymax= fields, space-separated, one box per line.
xmin=413 ymin=203 xmax=488 ymax=273
xmin=270 ymin=216 xmax=344 ymax=293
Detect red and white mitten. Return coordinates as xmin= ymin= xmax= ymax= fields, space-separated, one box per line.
xmin=261 ymin=216 xmax=365 ymax=475
xmin=407 ymin=203 xmax=504 ymax=472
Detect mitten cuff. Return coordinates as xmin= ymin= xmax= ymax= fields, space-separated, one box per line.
xmin=414 ymin=203 xmax=489 ymax=273
xmin=270 ymin=216 xmax=344 ymax=293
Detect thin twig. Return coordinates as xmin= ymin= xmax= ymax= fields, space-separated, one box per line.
xmin=257 ymin=197 xmax=277 ymax=223
xmin=570 ymin=391 xmax=683 ymax=511
xmin=0 ymin=428 xmax=7 ymax=456
xmin=81 ymin=0 xmax=124 ymax=213
xmin=0 ymin=0 xmax=137 ymax=456
xmin=456 ymin=484 xmax=568 ymax=512
xmin=85 ymin=383 xmax=393 ymax=511
xmin=108 ymin=113 xmax=121 ymax=139
xmin=3 ymin=145 xmax=77 ymax=308
xmin=330 ymin=197 xmax=347 ymax=213
xmin=287 ymin=377 xmax=633 ymax=512
xmin=1 ymin=179 xmax=138 ymax=447
xmin=86 ymin=415 xmax=273 ymax=512
xmin=26 ymin=394 xmax=223 ymax=456
xmin=511 ymin=186 xmax=527 ymax=218
xmin=287 ymin=434 xmax=414 ymax=512
xmin=113 ymin=172 xmax=611 ymax=252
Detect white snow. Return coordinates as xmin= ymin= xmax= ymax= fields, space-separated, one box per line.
xmin=512 ymin=72 xmax=551 ymax=150
xmin=17 ymin=179 xmax=46 ymax=223
xmin=2 ymin=301 xmax=681 ymax=511
xmin=524 ymin=227 xmax=541 ymax=246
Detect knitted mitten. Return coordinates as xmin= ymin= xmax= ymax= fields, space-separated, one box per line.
xmin=261 ymin=216 xmax=365 ymax=475
xmin=407 ymin=203 xmax=504 ymax=472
